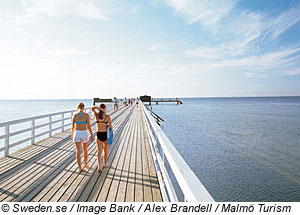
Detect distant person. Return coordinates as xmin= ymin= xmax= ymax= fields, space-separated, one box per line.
xmin=113 ymin=97 xmax=118 ymax=111
xmin=92 ymin=104 xmax=112 ymax=172
xmin=136 ymin=97 xmax=139 ymax=108
xmin=71 ymin=102 xmax=94 ymax=172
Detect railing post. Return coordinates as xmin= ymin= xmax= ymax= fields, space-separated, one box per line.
xmin=49 ymin=116 xmax=52 ymax=137
xmin=31 ymin=119 xmax=35 ymax=145
xmin=4 ymin=125 xmax=9 ymax=156
xmin=71 ymin=111 xmax=74 ymax=127
xmin=62 ymin=113 xmax=65 ymax=132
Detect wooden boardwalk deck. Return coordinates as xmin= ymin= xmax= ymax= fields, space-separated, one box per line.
xmin=0 ymin=105 xmax=162 ymax=202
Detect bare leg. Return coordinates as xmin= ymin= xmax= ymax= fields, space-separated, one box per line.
xmin=75 ymin=142 xmax=83 ymax=172
xmin=103 ymin=141 xmax=109 ymax=168
xmin=83 ymin=141 xmax=89 ymax=168
xmin=96 ymin=139 xmax=103 ymax=172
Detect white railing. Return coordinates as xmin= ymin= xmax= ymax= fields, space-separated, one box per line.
xmin=0 ymin=108 xmax=92 ymax=157
xmin=141 ymin=102 xmax=214 ymax=202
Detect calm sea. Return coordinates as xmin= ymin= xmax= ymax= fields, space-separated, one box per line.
xmin=0 ymin=99 xmax=93 ymax=123
xmin=151 ymin=97 xmax=300 ymax=201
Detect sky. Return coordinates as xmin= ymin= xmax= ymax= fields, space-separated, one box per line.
xmin=0 ymin=0 xmax=300 ymax=99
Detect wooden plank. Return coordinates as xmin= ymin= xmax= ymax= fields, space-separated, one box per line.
xmin=30 ymin=144 xmax=97 ymax=201
xmin=41 ymin=140 xmax=97 ymax=201
xmin=88 ymin=108 xmax=133 ymax=201
xmin=0 ymin=134 xmax=69 ymax=175
xmin=0 ymin=139 xmax=75 ymax=201
xmin=27 ymin=135 xmax=97 ymax=201
xmin=115 ymin=113 xmax=136 ymax=201
xmin=58 ymin=142 xmax=98 ymax=202
xmin=15 ymin=146 xmax=77 ymax=202
xmin=135 ymin=109 xmax=144 ymax=202
xmin=0 ymin=140 xmax=75 ymax=202
xmin=142 ymin=118 xmax=162 ymax=202
xmin=0 ymin=137 xmax=73 ymax=187
xmin=125 ymin=110 xmax=137 ymax=202
xmin=0 ymin=138 xmax=74 ymax=198
xmin=99 ymin=111 xmax=134 ymax=201
xmin=0 ymin=134 xmax=74 ymax=182
xmin=140 ymin=109 xmax=153 ymax=202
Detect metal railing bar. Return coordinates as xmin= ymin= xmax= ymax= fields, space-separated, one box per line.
xmin=35 ymin=130 xmax=51 ymax=139
xmin=0 ymin=134 xmax=6 ymax=140
xmin=35 ymin=122 xmax=51 ymax=130
xmin=0 ymin=109 xmax=77 ymax=127
xmin=0 ymin=146 xmax=6 ymax=152
xmin=51 ymin=125 xmax=64 ymax=132
xmin=6 ymin=127 xmax=33 ymax=138
xmin=9 ymin=137 xmax=33 ymax=149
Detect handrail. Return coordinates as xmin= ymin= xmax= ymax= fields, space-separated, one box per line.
xmin=141 ymin=102 xmax=214 ymax=202
xmin=0 ymin=107 xmax=92 ymax=157
xmin=145 ymin=106 xmax=164 ymax=125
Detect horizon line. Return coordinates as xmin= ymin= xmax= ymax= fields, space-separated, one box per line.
xmin=1 ymin=95 xmax=300 ymax=101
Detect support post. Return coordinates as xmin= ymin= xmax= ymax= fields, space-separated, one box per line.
xmin=62 ymin=113 xmax=65 ymax=132
xmin=49 ymin=116 xmax=52 ymax=137
xmin=4 ymin=125 xmax=9 ymax=156
xmin=31 ymin=119 xmax=35 ymax=145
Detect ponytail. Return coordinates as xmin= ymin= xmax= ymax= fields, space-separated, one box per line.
xmin=98 ymin=103 xmax=106 ymax=119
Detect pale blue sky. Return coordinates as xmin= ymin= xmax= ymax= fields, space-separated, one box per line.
xmin=0 ymin=0 xmax=300 ymax=99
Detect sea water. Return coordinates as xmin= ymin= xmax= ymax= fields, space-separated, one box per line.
xmin=151 ymin=97 xmax=300 ymax=201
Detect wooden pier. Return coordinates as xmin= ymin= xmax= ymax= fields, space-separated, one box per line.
xmin=0 ymin=102 xmax=214 ymax=202
xmin=140 ymin=95 xmax=183 ymax=105
xmin=151 ymin=98 xmax=183 ymax=105
xmin=0 ymin=106 xmax=162 ymax=202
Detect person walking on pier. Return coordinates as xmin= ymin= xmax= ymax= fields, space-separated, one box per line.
xmin=71 ymin=102 xmax=94 ymax=172
xmin=92 ymin=104 xmax=112 ymax=172
xmin=113 ymin=97 xmax=118 ymax=111
xmin=136 ymin=97 xmax=139 ymax=108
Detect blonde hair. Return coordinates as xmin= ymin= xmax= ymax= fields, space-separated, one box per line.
xmin=77 ymin=102 xmax=85 ymax=110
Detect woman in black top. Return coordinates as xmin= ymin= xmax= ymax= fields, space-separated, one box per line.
xmin=92 ymin=104 xmax=112 ymax=172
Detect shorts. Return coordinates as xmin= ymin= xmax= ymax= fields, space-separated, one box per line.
xmin=97 ymin=132 xmax=107 ymax=141
xmin=73 ymin=130 xmax=89 ymax=143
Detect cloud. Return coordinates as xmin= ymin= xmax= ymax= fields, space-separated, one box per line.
xmin=164 ymin=0 xmax=300 ymax=77
xmin=219 ymin=47 xmax=300 ymax=69
xmin=163 ymin=0 xmax=237 ymax=28
xmin=148 ymin=43 xmax=168 ymax=51
xmin=46 ymin=48 xmax=86 ymax=57
xmin=281 ymin=69 xmax=300 ymax=76
xmin=185 ymin=47 xmax=221 ymax=59
xmin=15 ymin=0 xmax=110 ymax=22
xmin=244 ymin=72 xmax=266 ymax=78
xmin=182 ymin=47 xmax=300 ymax=78
xmin=185 ymin=10 xmax=265 ymax=59
xmin=263 ymin=3 xmax=300 ymax=41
